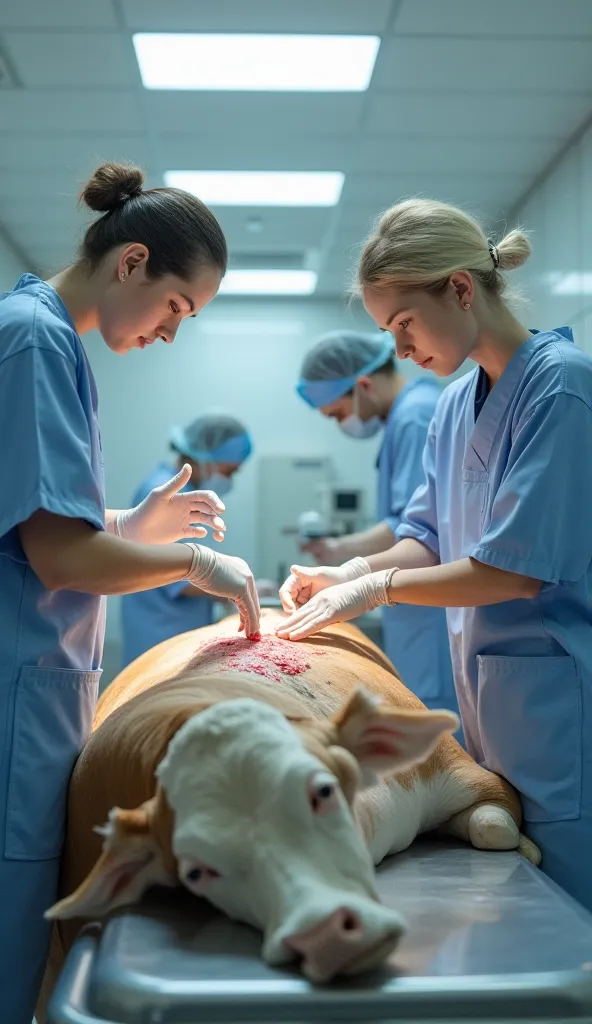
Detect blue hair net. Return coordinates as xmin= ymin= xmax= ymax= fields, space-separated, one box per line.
xmin=170 ymin=414 xmax=252 ymax=464
xmin=296 ymin=331 xmax=395 ymax=409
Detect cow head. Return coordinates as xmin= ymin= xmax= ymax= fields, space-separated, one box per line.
xmin=47 ymin=686 xmax=457 ymax=982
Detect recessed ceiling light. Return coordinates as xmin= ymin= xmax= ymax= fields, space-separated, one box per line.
xmin=133 ymin=34 xmax=380 ymax=91
xmin=218 ymin=270 xmax=318 ymax=296
xmin=164 ymin=171 xmax=344 ymax=207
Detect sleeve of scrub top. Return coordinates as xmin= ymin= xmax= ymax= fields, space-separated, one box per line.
xmin=396 ymin=414 xmax=440 ymax=557
xmin=472 ymin=393 xmax=592 ymax=584
xmin=383 ymin=410 xmax=433 ymax=537
xmin=0 ymin=346 xmax=104 ymax=549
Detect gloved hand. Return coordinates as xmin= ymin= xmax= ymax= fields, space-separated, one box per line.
xmin=276 ymin=572 xmax=391 ymax=641
xmin=299 ymin=536 xmax=344 ymax=565
xmin=279 ymin=557 xmax=371 ymax=613
xmin=114 ymin=464 xmax=226 ymax=545
xmin=185 ymin=544 xmax=260 ymax=637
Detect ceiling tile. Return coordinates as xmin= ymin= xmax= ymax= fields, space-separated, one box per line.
xmin=5 ymin=32 xmax=136 ymax=88
xmin=353 ymin=135 xmax=562 ymax=176
xmin=365 ymin=90 xmax=592 ymax=138
xmin=341 ymin=172 xmax=529 ymax=214
xmin=158 ymin=133 xmax=352 ymax=172
xmin=0 ymin=0 xmax=117 ymax=29
xmin=122 ymin=0 xmax=392 ymax=33
xmin=0 ymin=91 xmax=143 ymax=132
xmin=144 ymin=92 xmax=364 ymax=135
xmin=214 ymin=207 xmax=334 ymax=250
xmin=394 ymin=0 xmax=592 ymax=37
xmin=374 ymin=38 xmax=592 ymax=92
xmin=0 ymin=134 xmax=150 ymax=171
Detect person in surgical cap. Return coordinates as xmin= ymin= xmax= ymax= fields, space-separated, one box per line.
xmin=294 ymin=330 xmax=460 ymax=728
xmin=121 ymin=413 xmax=253 ymax=666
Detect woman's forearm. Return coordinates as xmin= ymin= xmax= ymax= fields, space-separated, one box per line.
xmin=19 ymin=510 xmax=193 ymax=595
xmin=366 ymin=537 xmax=440 ymax=573
xmin=386 ymin=556 xmax=541 ymax=607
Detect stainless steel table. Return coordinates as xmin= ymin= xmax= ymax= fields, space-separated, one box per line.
xmin=48 ymin=838 xmax=592 ymax=1023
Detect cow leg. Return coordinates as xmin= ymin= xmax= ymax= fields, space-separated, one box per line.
xmin=439 ymin=802 xmax=541 ymax=865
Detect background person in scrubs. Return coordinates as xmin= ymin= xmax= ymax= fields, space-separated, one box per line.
xmin=278 ymin=197 xmax=592 ymax=913
xmin=0 ymin=161 xmax=260 ymax=1024
xmin=122 ymin=413 xmax=253 ymax=666
xmin=295 ymin=330 xmax=458 ymax=723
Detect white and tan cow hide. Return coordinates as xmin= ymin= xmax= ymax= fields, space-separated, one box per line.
xmin=38 ymin=611 xmax=539 ymax=1019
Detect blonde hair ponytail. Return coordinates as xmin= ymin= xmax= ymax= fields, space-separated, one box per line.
xmin=357 ymin=198 xmax=531 ymax=299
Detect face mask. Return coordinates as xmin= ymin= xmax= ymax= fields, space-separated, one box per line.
xmin=337 ymin=384 xmax=382 ymax=440
xmin=201 ymin=471 xmax=233 ymax=498
xmin=338 ymin=414 xmax=382 ymax=439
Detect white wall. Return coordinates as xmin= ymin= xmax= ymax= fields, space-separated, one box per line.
xmin=512 ymin=121 xmax=592 ymax=351
xmin=0 ymin=229 xmax=26 ymax=291
xmin=83 ymin=297 xmax=425 ymax=653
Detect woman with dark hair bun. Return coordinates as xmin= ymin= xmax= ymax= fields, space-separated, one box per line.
xmin=0 ymin=162 xmax=260 ymax=1024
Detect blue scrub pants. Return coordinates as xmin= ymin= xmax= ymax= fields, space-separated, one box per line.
xmin=526 ymin=805 xmax=592 ymax=914
xmin=0 ymin=858 xmax=58 ymax=1024
xmin=0 ymin=664 xmax=99 ymax=1024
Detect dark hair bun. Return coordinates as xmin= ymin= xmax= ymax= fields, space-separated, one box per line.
xmin=81 ymin=162 xmax=144 ymax=213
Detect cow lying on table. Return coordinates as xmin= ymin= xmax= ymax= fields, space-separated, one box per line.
xmin=43 ymin=610 xmax=540 ymax=998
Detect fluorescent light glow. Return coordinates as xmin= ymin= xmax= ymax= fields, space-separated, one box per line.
xmin=164 ymin=171 xmax=344 ymax=207
xmin=133 ymin=34 xmax=380 ymax=91
xmin=218 ymin=270 xmax=318 ymax=296
xmin=547 ymin=271 xmax=592 ymax=296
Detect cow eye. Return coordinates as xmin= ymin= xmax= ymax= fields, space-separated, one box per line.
xmin=180 ymin=858 xmax=220 ymax=890
xmin=308 ymin=773 xmax=338 ymax=814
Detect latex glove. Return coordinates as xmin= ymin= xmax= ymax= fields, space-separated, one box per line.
xmin=114 ymin=465 xmax=226 ymax=545
xmin=299 ymin=536 xmax=344 ymax=565
xmin=279 ymin=557 xmax=371 ymax=613
xmin=185 ymin=544 xmax=260 ymax=637
xmin=276 ymin=572 xmax=390 ymax=641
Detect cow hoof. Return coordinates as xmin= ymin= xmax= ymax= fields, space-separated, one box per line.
xmin=468 ymin=805 xmax=519 ymax=851
xmin=518 ymin=833 xmax=542 ymax=866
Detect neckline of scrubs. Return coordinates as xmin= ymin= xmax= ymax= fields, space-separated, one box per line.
xmin=14 ymin=273 xmax=77 ymax=334
xmin=466 ymin=328 xmax=573 ymax=473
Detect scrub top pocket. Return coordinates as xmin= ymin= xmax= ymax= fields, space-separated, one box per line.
xmin=477 ymin=654 xmax=582 ymax=824
xmin=4 ymin=664 xmax=100 ymax=860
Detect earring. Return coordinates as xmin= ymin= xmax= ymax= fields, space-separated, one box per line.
xmin=462 ymin=302 xmax=471 ymax=309
xmin=120 ymin=272 xmax=126 ymax=281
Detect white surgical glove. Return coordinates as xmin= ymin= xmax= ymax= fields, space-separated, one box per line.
xmin=185 ymin=544 xmax=260 ymax=637
xmin=276 ymin=572 xmax=392 ymax=641
xmin=114 ymin=464 xmax=226 ymax=545
xmin=279 ymin=557 xmax=371 ymax=613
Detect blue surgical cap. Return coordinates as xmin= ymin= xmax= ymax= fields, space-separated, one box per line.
xmin=170 ymin=414 xmax=252 ymax=464
xmin=296 ymin=331 xmax=395 ymax=409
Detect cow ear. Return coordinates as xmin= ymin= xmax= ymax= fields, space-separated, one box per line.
xmin=332 ymin=686 xmax=459 ymax=783
xmin=45 ymin=802 xmax=173 ymax=921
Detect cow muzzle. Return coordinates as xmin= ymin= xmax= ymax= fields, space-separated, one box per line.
xmin=265 ymin=898 xmax=405 ymax=983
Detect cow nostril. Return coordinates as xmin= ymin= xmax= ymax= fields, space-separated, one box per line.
xmin=341 ymin=911 xmax=361 ymax=933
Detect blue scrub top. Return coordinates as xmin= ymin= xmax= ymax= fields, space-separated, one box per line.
xmin=377 ymin=379 xmax=458 ymax=716
xmin=0 ymin=273 xmax=105 ymax=871
xmin=398 ymin=329 xmax=592 ymax=910
xmin=0 ymin=274 xmax=106 ymax=676
xmin=121 ymin=463 xmax=214 ymax=667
